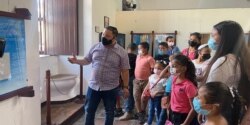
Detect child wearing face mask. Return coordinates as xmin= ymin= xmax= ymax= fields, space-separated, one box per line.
xmin=182 ymin=32 xmax=201 ymax=60
xmin=166 ymin=36 xmax=180 ymax=56
xmin=155 ymin=42 xmax=170 ymax=63
xmin=134 ymin=42 xmax=155 ymax=124
xmin=193 ymin=82 xmax=242 ymax=125
xmin=192 ymin=44 xmax=211 ymax=87
xmin=143 ymin=61 xmax=168 ymax=125
xmin=169 ymin=54 xmax=199 ymax=125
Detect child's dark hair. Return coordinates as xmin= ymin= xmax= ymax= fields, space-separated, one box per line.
xmin=156 ymin=60 xmax=168 ymax=68
xmin=173 ymin=54 xmax=197 ymax=86
xmin=190 ymin=32 xmax=202 ymax=41
xmin=158 ymin=42 xmax=168 ymax=48
xmin=139 ymin=42 xmax=149 ymax=51
xmin=202 ymin=82 xmax=242 ymax=125
xmin=127 ymin=43 xmax=137 ymax=51
xmin=166 ymin=36 xmax=174 ymax=41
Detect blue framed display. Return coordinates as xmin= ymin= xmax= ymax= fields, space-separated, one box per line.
xmin=0 ymin=16 xmax=27 ymax=95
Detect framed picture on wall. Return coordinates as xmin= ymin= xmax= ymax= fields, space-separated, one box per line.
xmin=104 ymin=16 xmax=109 ymax=28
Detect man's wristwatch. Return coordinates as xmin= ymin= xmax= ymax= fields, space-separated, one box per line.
xmin=123 ymin=85 xmax=129 ymax=89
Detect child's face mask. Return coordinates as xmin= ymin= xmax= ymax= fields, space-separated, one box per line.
xmin=169 ymin=67 xmax=176 ymax=75
xmin=193 ymin=97 xmax=210 ymax=115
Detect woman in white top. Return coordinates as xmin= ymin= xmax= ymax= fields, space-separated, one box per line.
xmin=204 ymin=20 xmax=250 ymax=125
xmin=192 ymin=44 xmax=211 ymax=87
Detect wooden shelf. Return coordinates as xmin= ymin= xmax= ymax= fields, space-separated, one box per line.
xmin=0 ymin=86 xmax=34 ymax=101
xmin=0 ymin=8 xmax=31 ymax=20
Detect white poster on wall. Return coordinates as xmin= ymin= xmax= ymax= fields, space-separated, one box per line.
xmin=0 ymin=53 xmax=11 ymax=81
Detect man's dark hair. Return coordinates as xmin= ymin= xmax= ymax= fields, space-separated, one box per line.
xmin=190 ymin=32 xmax=202 ymax=41
xmin=105 ymin=26 xmax=118 ymax=37
xmin=127 ymin=43 xmax=137 ymax=51
xmin=166 ymin=36 xmax=174 ymax=41
xmin=139 ymin=42 xmax=149 ymax=51
xmin=158 ymin=42 xmax=168 ymax=48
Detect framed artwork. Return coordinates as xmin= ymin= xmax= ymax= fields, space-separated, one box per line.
xmin=131 ymin=31 xmax=177 ymax=57
xmin=104 ymin=16 xmax=109 ymax=28
xmin=0 ymin=16 xmax=27 ymax=95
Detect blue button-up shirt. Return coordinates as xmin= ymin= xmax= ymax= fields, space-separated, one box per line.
xmin=84 ymin=42 xmax=130 ymax=91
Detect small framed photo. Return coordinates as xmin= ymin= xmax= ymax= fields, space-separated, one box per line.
xmin=95 ymin=26 xmax=100 ymax=33
xmin=104 ymin=16 xmax=109 ymax=28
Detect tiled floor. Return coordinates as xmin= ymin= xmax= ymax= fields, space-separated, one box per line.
xmin=72 ymin=100 xmax=151 ymax=125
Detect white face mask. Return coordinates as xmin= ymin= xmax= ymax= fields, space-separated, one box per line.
xmin=169 ymin=67 xmax=176 ymax=75
xmin=138 ymin=50 xmax=143 ymax=55
xmin=168 ymin=42 xmax=174 ymax=47
xmin=153 ymin=68 xmax=162 ymax=75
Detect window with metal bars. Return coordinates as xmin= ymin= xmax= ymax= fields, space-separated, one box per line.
xmin=38 ymin=0 xmax=78 ymax=55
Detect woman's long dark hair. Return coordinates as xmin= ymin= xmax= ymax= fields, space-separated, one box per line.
xmin=203 ymin=82 xmax=242 ymax=125
xmin=174 ymin=54 xmax=197 ymax=87
xmin=203 ymin=21 xmax=250 ymax=105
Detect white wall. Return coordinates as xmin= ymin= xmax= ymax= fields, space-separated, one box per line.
xmin=39 ymin=0 xmax=122 ymax=97
xmin=92 ymin=0 xmax=121 ymax=43
xmin=51 ymin=0 xmax=122 ymax=95
xmin=116 ymin=8 xmax=250 ymax=50
xmin=137 ymin=0 xmax=250 ymax=10
xmin=0 ymin=0 xmax=40 ymax=125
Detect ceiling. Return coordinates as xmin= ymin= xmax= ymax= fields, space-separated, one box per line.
xmin=136 ymin=0 xmax=250 ymax=10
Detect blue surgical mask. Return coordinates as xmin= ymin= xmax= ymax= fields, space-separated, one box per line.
xmin=193 ymin=97 xmax=209 ymax=115
xmin=208 ymin=37 xmax=218 ymax=51
xmin=158 ymin=50 xmax=165 ymax=55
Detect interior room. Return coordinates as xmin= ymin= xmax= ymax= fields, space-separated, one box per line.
xmin=0 ymin=0 xmax=250 ymax=125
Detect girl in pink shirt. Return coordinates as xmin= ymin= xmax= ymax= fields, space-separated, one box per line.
xmin=169 ymin=54 xmax=198 ymax=125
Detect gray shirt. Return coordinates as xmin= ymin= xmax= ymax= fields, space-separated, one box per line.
xmin=84 ymin=42 xmax=130 ymax=91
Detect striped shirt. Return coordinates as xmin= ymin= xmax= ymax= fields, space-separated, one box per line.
xmin=84 ymin=42 xmax=130 ymax=91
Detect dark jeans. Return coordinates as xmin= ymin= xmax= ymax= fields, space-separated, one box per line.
xmin=125 ymin=76 xmax=135 ymax=112
xmin=157 ymin=109 xmax=167 ymax=125
xmin=171 ymin=111 xmax=199 ymax=125
xmin=84 ymin=87 xmax=118 ymax=125
xmin=147 ymin=96 xmax=162 ymax=124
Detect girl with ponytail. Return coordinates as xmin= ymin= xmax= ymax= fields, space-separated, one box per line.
xmin=168 ymin=54 xmax=199 ymax=125
xmin=203 ymin=20 xmax=250 ymax=124
xmin=193 ymin=82 xmax=242 ymax=125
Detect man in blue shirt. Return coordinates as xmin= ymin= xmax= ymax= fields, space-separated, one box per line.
xmin=68 ymin=26 xmax=130 ymax=125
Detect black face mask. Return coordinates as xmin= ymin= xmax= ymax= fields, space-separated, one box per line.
xmin=0 ymin=38 xmax=6 ymax=58
xmin=202 ymin=54 xmax=211 ymax=61
xmin=102 ymin=37 xmax=113 ymax=46
xmin=188 ymin=40 xmax=198 ymax=47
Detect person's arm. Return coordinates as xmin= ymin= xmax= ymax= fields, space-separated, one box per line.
xmin=142 ymin=82 xmax=150 ymax=97
xmin=121 ymin=69 xmax=130 ymax=98
xmin=120 ymin=52 xmax=131 ymax=98
xmin=154 ymin=65 xmax=170 ymax=85
xmin=161 ymin=96 xmax=170 ymax=109
xmin=68 ymin=45 xmax=95 ymax=65
xmin=149 ymin=57 xmax=156 ymax=73
xmin=181 ymin=98 xmax=197 ymax=125
xmin=181 ymin=84 xmax=198 ymax=125
xmin=68 ymin=55 xmax=91 ymax=65
xmin=121 ymin=69 xmax=129 ymax=88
